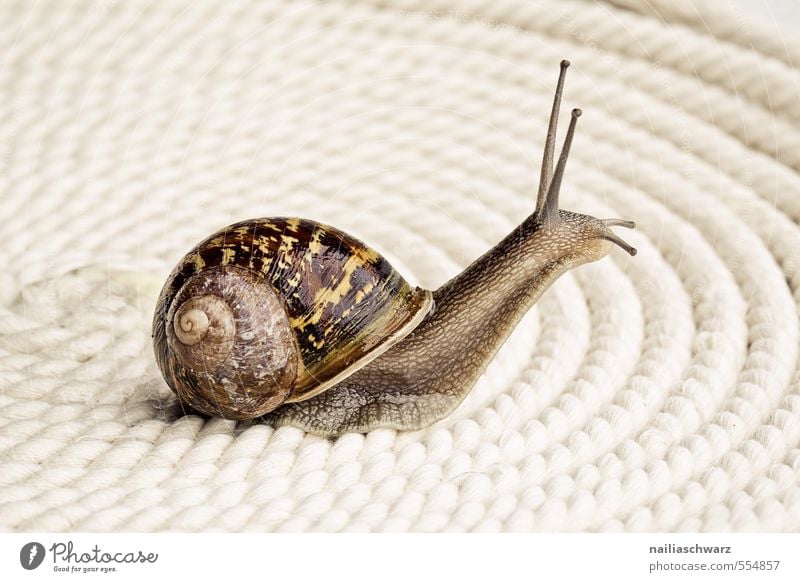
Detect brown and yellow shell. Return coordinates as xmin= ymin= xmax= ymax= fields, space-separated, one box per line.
xmin=152 ymin=217 xmax=433 ymax=419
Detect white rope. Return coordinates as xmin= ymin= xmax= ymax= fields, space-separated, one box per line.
xmin=0 ymin=0 xmax=798 ymax=532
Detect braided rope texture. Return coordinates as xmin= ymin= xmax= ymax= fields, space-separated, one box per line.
xmin=1 ymin=0 xmax=799 ymax=532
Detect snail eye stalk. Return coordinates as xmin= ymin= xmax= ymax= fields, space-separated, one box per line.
xmin=539 ymin=108 xmax=581 ymax=225
xmin=536 ymin=59 xmax=570 ymax=213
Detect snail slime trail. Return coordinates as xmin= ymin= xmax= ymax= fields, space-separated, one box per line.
xmin=153 ymin=60 xmax=636 ymax=436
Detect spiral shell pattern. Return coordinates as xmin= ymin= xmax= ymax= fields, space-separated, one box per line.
xmin=155 ymin=266 xmax=298 ymax=418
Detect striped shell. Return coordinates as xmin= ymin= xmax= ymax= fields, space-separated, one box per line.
xmin=153 ymin=217 xmax=433 ymax=419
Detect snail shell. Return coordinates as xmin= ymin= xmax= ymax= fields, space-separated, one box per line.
xmin=153 ymin=217 xmax=433 ymax=419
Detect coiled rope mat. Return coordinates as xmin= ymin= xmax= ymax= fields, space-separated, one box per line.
xmin=1 ymin=0 xmax=799 ymax=532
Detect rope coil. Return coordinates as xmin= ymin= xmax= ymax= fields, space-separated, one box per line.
xmin=0 ymin=0 xmax=798 ymax=531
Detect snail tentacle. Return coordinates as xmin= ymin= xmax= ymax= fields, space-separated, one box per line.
xmin=536 ymin=59 xmax=569 ymax=215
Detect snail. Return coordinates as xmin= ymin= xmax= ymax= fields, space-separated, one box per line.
xmin=152 ymin=61 xmax=636 ymax=437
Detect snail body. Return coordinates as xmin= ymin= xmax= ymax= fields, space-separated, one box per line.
xmin=153 ymin=61 xmax=637 ymax=436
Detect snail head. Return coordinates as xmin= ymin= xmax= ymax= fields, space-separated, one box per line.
xmin=525 ymin=60 xmax=636 ymax=263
